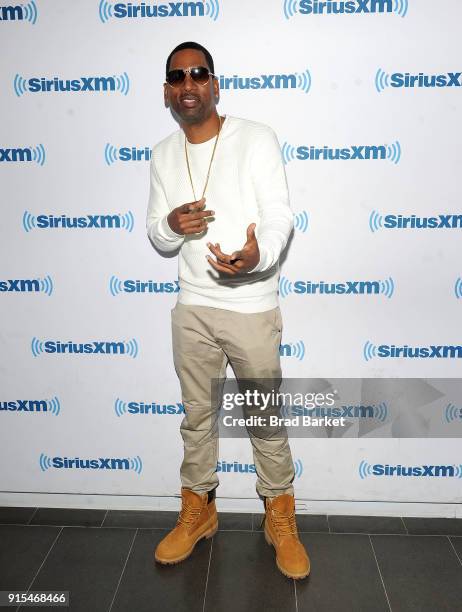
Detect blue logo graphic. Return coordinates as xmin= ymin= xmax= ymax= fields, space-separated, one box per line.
xmin=369 ymin=210 xmax=462 ymax=232
xmin=363 ymin=341 xmax=462 ymax=361
xmin=39 ymin=453 xmax=143 ymax=474
xmin=216 ymin=459 xmax=303 ymax=478
xmin=0 ymin=1 xmax=38 ymax=22
xmin=281 ymin=402 xmax=387 ymax=421
xmin=114 ymin=398 xmax=184 ymax=416
xmin=283 ymin=0 xmax=408 ymax=19
xmin=31 ymin=338 xmax=139 ymax=358
xmin=0 ymin=144 xmax=45 ymax=165
xmin=218 ymin=70 xmax=311 ymax=93
xmin=376 ymin=68 xmax=461 ymax=92
xmin=279 ymin=276 xmax=394 ymax=298
xmin=294 ymin=211 xmax=309 ymax=232
xmin=281 ymin=141 xmax=401 ymax=164
xmin=0 ymin=397 xmax=60 ymax=415
xmin=359 ymin=460 xmax=462 ymax=479
xmin=454 ymin=278 xmax=462 ymax=299
xmin=109 ymin=276 xmax=179 ymax=296
xmin=444 ymin=403 xmax=462 ymax=423
xmin=99 ymin=0 xmax=219 ymax=22
xmin=14 ymin=73 xmax=129 ymax=96
xmin=280 ymin=341 xmax=306 ymax=360
xmin=0 ymin=276 xmax=53 ymax=295
xmin=104 ymin=144 xmax=152 ymax=165
xmin=22 ymin=211 xmax=134 ymax=232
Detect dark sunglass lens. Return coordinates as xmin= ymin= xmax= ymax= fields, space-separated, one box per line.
xmin=191 ymin=66 xmax=210 ymax=84
xmin=167 ymin=70 xmax=185 ymax=87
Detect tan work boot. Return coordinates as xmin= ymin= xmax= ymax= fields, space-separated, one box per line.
xmin=154 ymin=487 xmax=218 ymax=564
xmin=263 ymin=493 xmax=310 ymax=579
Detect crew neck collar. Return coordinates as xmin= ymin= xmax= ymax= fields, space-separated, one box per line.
xmin=184 ymin=114 xmax=228 ymax=147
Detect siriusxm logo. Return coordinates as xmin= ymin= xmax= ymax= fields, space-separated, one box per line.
xmin=31 ymin=338 xmax=139 ymax=358
xmin=115 ymin=398 xmax=184 ymax=416
xmin=359 ymin=460 xmax=462 ymax=479
xmin=1 ymin=397 xmax=60 ymax=415
xmin=455 ymin=278 xmax=462 ymax=300
xmin=376 ymin=69 xmax=461 ymax=92
xmin=0 ymin=1 xmax=37 ymax=23
xmin=39 ymin=453 xmax=143 ymax=474
xmin=217 ymin=459 xmax=303 ymax=478
xmin=218 ymin=70 xmax=311 ymax=94
xmin=14 ymin=73 xmax=129 ymax=96
xmin=369 ymin=211 xmax=462 ymax=232
xmin=282 ymin=141 xmax=401 ymax=164
xmin=0 ymin=276 xmax=53 ymax=296
xmin=23 ymin=211 xmax=134 ymax=232
xmin=0 ymin=145 xmax=45 ymax=165
xmin=294 ymin=211 xmax=309 ymax=232
xmin=283 ymin=0 xmax=408 ymax=19
xmin=109 ymin=276 xmax=179 ymax=296
xmin=280 ymin=341 xmax=306 ymax=361
xmin=444 ymin=403 xmax=462 ymax=423
xmin=282 ymin=403 xmax=387 ymax=421
xmin=279 ymin=276 xmax=394 ymax=298
xmin=105 ymin=144 xmax=152 ymax=165
xmin=99 ymin=0 xmax=219 ymax=22
xmin=364 ymin=341 xmax=462 ymax=361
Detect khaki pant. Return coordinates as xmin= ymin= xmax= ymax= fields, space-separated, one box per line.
xmin=171 ymin=301 xmax=295 ymax=499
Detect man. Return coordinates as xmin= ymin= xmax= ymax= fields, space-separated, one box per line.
xmin=146 ymin=41 xmax=310 ymax=579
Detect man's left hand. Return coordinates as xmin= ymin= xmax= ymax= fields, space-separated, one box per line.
xmin=206 ymin=223 xmax=260 ymax=275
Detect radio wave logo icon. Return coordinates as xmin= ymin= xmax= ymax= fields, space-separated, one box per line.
xmin=279 ymin=276 xmax=293 ymax=299
xmin=294 ymin=210 xmax=309 ymax=232
xmin=14 ymin=73 xmax=28 ymax=96
xmin=38 ymin=275 xmax=54 ymax=296
xmin=454 ymin=277 xmax=462 ymax=299
xmin=124 ymin=339 xmax=139 ymax=358
xmin=293 ymin=458 xmax=303 ymax=478
xmin=363 ymin=340 xmax=378 ymax=362
xmin=130 ymin=455 xmax=143 ymax=474
xmin=358 ymin=460 xmax=374 ymax=479
xmin=296 ymin=69 xmax=311 ymax=93
xmin=31 ymin=337 xmax=44 ymax=357
xmin=39 ymin=453 xmax=53 ymax=471
xmin=205 ymin=0 xmax=219 ymax=20
xmin=46 ymin=397 xmax=61 ymax=415
xmin=104 ymin=143 xmax=118 ymax=165
xmin=394 ymin=0 xmax=408 ymax=17
xmin=114 ymin=398 xmax=128 ymax=417
xmin=369 ymin=210 xmax=384 ymax=233
xmin=98 ymin=0 xmax=114 ymax=22
xmin=16 ymin=0 xmax=38 ymax=23
xmin=283 ymin=0 xmax=298 ymax=19
xmin=374 ymin=402 xmax=388 ymax=422
xmin=281 ymin=142 xmax=296 ymax=165
xmin=386 ymin=141 xmax=401 ymax=165
xmin=444 ymin=403 xmax=462 ymax=423
xmin=380 ymin=277 xmax=394 ymax=298
xmin=32 ymin=144 xmax=46 ymax=165
xmin=115 ymin=72 xmax=130 ymax=95
xmin=22 ymin=211 xmax=36 ymax=232
xmin=121 ymin=211 xmax=134 ymax=232
xmin=282 ymin=341 xmax=306 ymax=361
xmin=109 ymin=276 xmax=123 ymax=296
xmin=375 ymin=68 xmax=391 ymax=92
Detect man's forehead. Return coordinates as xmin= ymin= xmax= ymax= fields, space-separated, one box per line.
xmin=170 ymin=48 xmax=208 ymax=69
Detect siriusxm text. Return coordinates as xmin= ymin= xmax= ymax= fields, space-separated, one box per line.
xmin=112 ymin=2 xmax=204 ymax=18
xmin=383 ymin=214 xmax=462 ymax=229
xmin=298 ymin=0 xmax=393 ymax=14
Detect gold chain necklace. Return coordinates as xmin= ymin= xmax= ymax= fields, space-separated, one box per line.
xmin=184 ymin=115 xmax=223 ymax=201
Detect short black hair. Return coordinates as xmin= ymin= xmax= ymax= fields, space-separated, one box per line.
xmin=165 ymin=41 xmax=215 ymax=77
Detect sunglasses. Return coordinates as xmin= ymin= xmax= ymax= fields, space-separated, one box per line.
xmin=166 ymin=65 xmax=216 ymax=88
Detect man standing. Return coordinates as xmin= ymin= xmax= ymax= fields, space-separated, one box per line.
xmin=146 ymin=41 xmax=310 ymax=579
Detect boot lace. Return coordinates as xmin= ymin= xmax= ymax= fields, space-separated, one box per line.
xmin=271 ymin=508 xmax=297 ymax=536
xmin=177 ymin=502 xmax=202 ymax=527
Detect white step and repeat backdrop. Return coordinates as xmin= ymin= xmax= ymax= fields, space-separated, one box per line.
xmin=1 ymin=0 xmax=461 ymax=515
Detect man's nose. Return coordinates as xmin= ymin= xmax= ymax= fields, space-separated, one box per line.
xmin=182 ymin=72 xmax=196 ymax=90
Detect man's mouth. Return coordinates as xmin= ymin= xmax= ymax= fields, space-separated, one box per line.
xmin=180 ymin=95 xmax=200 ymax=108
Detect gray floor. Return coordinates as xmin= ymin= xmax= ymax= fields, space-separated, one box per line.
xmin=1 ymin=506 xmax=462 ymax=612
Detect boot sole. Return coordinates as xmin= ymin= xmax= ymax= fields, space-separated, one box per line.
xmin=154 ymin=521 xmax=218 ymax=565
xmin=264 ymin=527 xmax=310 ymax=580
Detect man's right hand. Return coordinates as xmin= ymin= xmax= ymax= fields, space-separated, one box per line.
xmin=167 ymin=198 xmax=215 ymax=235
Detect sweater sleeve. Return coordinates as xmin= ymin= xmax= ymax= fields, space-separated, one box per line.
xmin=247 ymin=127 xmax=294 ymax=273
xmin=146 ymin=150 xmax=185 ymax=252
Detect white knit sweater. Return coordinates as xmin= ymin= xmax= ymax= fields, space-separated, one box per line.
xmin=146 ymin=115 xmax=294 ymax=313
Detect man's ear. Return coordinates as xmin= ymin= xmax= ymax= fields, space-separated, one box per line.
xmin=213 ymin=77 xmax=220 ymax=104
xmin=163 ymin=83 xmax=169 ymax=108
